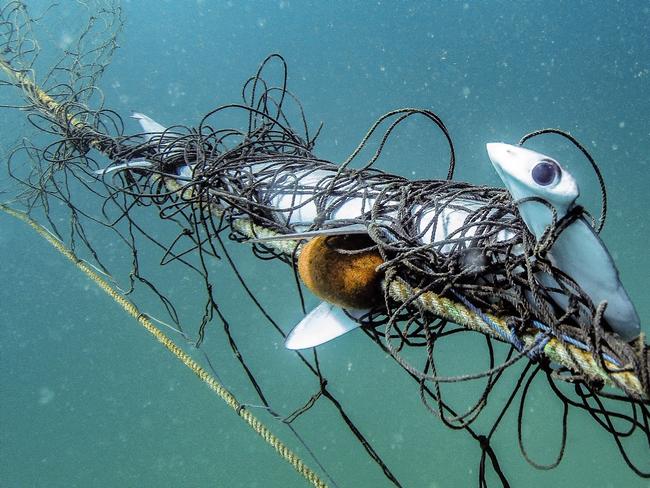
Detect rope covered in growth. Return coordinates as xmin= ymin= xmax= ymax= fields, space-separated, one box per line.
xmin=0 ymin=203 xmax=328 ymax=488
xmin=0 ymin=58 xmax=114 ymax=154
xmin=0 ymin=59 xmax=86 ymax=129
xmin=386 ymin=278 xmax=645 ymax=399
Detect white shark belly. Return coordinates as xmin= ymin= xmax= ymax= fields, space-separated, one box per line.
xmin=267 ymin=168 xmax=513 ymax=249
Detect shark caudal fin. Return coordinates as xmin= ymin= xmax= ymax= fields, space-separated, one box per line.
xmin=128 ymin=112 xmax=192 ymax=179
xmin=285 ymin=301 xmax=367 ymax=350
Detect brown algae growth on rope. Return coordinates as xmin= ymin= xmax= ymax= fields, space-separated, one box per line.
xmin=0 ymin=203 xmax=328 ymax=488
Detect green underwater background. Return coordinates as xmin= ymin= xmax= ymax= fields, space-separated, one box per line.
xmin=1 ymin=1 xmax=649 ymax=486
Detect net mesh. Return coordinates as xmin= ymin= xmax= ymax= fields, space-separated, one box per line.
xmin=1 ymin=1 xmax=648 ymax=485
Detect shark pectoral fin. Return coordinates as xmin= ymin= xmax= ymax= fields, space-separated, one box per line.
xmin=284 ymin=301 xmax=366 ymax=350
xmin=248 ymin=224 xmax=368 ymax=243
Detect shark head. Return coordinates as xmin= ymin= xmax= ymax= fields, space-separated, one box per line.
xmin=487 ymin=142 xmax=641 ymax=340
xmin=486 ymin=142 xmax=579 ymax=240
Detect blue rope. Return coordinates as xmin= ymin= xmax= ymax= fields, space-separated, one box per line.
xmin=528 ymin=332 xmax=551 ymax=360
xmin=532 ymin=320 xmax=622 ymax=368
xmin=451 ymin=290 xmax=512 ymax=343
xmin=451 ymin=291 xmax=622 ymax=368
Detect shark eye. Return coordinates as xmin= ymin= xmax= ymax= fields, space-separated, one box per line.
xmin=531 ymin=159 xmax=560 ymax=186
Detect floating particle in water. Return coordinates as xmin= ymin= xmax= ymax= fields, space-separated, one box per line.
xmin=57 ymin=32 xmax=73 ymax=50
xmin=38 ymin=387 xmax=55 ymax=405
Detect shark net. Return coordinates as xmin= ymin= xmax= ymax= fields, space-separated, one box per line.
xmin=1 ymin=2 xmax=648 ymax=486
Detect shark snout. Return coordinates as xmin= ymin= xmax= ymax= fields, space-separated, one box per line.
xmin=485 ymin=142 xmax=516 ymax=179
xmin=486 ymin=142 xmax=515 ymax=167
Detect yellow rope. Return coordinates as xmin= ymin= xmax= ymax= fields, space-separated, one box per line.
xmin=0 ymin=203 xmax=328 ymax=488
xmin=0 ymin=59 xmax=98 ymax=145
xmin=196 ymin=212 xmax=648 ymax=399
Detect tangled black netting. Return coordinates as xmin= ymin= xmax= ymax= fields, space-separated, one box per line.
xmin=1 ymin=2 xmax=648 ymax=486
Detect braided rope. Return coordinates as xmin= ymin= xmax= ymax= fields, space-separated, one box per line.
xmin=107 ymin=170 xmax=650 ymax=400
xmin=0 ymin=203 xmax=328 ymax=488
xmin=387 ymin=278 xmax=645 ymax=399
xmin=0 ymin=59 xmax=87 ymax=131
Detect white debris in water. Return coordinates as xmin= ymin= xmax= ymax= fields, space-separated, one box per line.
xmin=618 ymin=121 xmax=625 ymax=128
xmin=462 ymin=86 xmax=471 ymax=99
xmin=390 ymin=431 xmax=405 ymax=450
xmin=58 ymin=32 xmax=73 ymax=50
xmin=38 ymin=387 xmax=55 ymax=405
xmin=166 ymin=82 xmax=186 ymax=107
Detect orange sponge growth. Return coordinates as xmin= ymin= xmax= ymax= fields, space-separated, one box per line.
xmin=298 ymin=234 xmax=384 ymax=309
